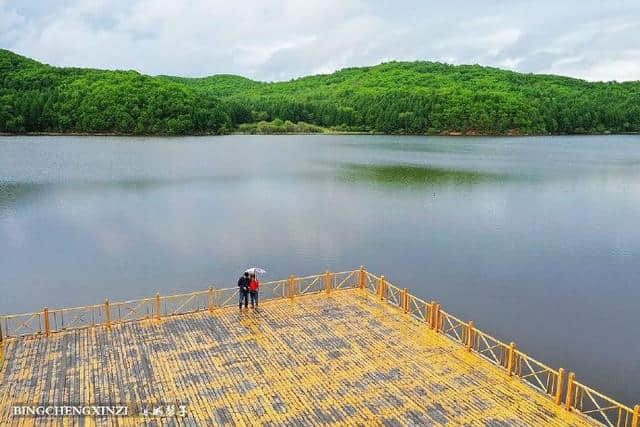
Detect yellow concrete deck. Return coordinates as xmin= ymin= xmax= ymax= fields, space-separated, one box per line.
xmin=0 ymin=289 xmax=596 ymax=426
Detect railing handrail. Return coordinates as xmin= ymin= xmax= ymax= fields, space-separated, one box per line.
xmin=0 ymin=270 xmax=361 ymax=319
xmin=573 ymin=379 xmax=634 ymax=413
xmin=513 ymin=349 xmax=558 ymax=376
xmin=472 ymin=324 xmax=511 ymax=350
xmin=0 ymin=267 xmax=635 ymax=427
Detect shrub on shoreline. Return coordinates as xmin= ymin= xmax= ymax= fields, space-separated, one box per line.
xmin=237 ymin=120 xmax=325 ymax=134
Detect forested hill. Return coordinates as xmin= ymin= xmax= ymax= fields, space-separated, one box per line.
xmin=2 ymin=48 xmax=640 ymax=135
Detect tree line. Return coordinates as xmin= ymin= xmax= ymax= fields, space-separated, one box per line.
xmin=2 ymin=49 xmax=639 ymax=135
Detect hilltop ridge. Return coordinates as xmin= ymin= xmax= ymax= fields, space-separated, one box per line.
xmin=1 ymin=49 xmax=639 ymax=135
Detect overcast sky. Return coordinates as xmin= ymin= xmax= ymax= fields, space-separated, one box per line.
xmin=1 ymin=0 xmax=639 ymax=82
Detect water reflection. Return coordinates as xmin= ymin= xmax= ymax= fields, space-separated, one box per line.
xmin=0 ymin=182 xmax=49 ymax=212
xmin=339 ymin=163 xmax=510 ymax=186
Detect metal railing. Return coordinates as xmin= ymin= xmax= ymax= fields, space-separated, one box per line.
xmin=0 ymin=267 xmax=637 ymax=427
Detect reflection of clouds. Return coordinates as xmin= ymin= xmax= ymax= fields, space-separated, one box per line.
xmin=27 ymin=139 xmax=640 ymax=278
xmin=95 ymin=227 xmax=129 ymax=255
xmin=3 ymin=135 xmax=640 ymax=298
xmin=41 ymin=178 xmax=379 ymax=268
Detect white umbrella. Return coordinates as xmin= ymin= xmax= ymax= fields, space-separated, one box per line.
xmin=244 ymin=267 xmax=266 ymax=275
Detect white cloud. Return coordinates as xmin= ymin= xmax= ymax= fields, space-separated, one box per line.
xmin=1 ymin=0 xmax=639 ymax=81
xmin=572 ymin=57 xmax=640 ymax=82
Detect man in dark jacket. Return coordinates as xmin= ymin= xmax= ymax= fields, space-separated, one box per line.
xmin=238 ymin=272 xmax=250 ymax=309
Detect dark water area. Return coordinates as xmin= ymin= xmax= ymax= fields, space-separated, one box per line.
xmin=1 ymin=134 xmax=639 ymax=406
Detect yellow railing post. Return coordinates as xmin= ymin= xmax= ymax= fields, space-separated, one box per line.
xmin=632 ymin=405 xmax=640 ymax=427
xmin=429 ymin=301 xmax=437 ymax=329
xmin=434 ymin=304 xmax=442 ymax=332
xmin=208 ymin=287 xmax=215 ymax=313
xmin=289 ymin=275 xmax=295 ymax=301
xmin=565 ymin=372 xmax=576 ymax=411
xmin=507 ymin=342 xmax=516 ymax=376
xmin=156 ymin=293 xmax=161 ymax=321
xmin=105 ymin=299 xmax=111 ymax=329
xmin=359 ymin=266 xmax=365 ymax=290
xmin=380 ymin=276 xmax=386 ymax=301
xmin=43 ymin=307 xmax=50 ymax=337
xmin=466 ymin=321 xmax=474 ymax=352
xmin=555 ymin=368 xmax=565 ymax=405
xmin=402 ymin=288 xmax=408 ymax=313
xmin=325 ymin=271 xmax=331 ymax=294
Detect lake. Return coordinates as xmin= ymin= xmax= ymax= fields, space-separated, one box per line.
xmin=1 ymin=134 xmax=638 ymax=406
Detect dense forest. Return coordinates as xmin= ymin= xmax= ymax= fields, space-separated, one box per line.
xmin=1 ymin=48 xmax=640 ymax=135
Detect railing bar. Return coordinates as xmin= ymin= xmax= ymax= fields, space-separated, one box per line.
xmin=520 ymin=370 xmax=549 ymax=379
xmin=66 ymin=313 xmax=84 ymax=328
xmin=335 ymin=271 xmax=356 ymax=289
xmin=221 ymin=290 xmax=239 ymax=307
xmin=474 ymin=351 xmax=503 ymax=366
xmin=582 ymin=387 xmax=615 ymax=426
xmin=2 ymin=311 xmax=53 ymax=319
xmin=478 ymin=341 xmax=502 ymax=352
xmin=479 ymin=334 xmax=501 ymax=363
xmin=444 ymin=316 xmax=463 ymax=335
xmin=54 ymin=304 xmax=104 ymax=313
xmin=581 ymin=406 xmax=620 ymax=415
xmin=171 ymin=294 xmax=198 ymax=316
xmin=301 ymin=277 xmax=320 ymax=294
xmin=522 ymin=357 xmax=547 ymax=390
xmin=443 ymin=323 xmax=463 ymax=341
xmin=14 ymin=313 xmax=37 ymax=334
xmin=475 ymin=330 xmax=510 ymax=349
xmin=572 ymin=381 xmax=633 ymax=412
xmin=514 ymin=350 xmax=558 ymax=374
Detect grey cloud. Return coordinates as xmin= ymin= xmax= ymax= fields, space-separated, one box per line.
xmin=0 ymin=0 xmax=639 ymax=81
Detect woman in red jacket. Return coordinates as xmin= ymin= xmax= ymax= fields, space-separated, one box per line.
xmin=249 ymin=273 xmax=260 ymax=309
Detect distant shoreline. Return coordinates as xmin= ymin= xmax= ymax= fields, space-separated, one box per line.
xmin=1 ymin=131 xmax=638 ymax=138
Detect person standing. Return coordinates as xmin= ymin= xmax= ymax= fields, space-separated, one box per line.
xmin=249 ymin=273 xmax=260 ymax=309
xmin=238 ymin=272 xmax=250 ymax=309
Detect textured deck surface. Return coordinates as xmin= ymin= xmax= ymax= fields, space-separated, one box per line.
xmin=0 ymin=289 xmax=595 ymax=426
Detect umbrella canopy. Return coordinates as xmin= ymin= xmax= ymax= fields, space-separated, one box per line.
xmin=244 ymin=267 xmax=266 ymax=275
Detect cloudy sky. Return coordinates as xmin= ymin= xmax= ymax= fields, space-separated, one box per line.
xmin=1 ymin=0 xmax=639 ymax=82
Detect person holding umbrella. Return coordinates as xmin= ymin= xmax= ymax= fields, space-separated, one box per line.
xmin=249 ymin=273 xmax=260 ymax=309
xmin=244 ymin=267 xmax=266 ymax=310
xmin=238 ymin=271 xmax=250 ymax=310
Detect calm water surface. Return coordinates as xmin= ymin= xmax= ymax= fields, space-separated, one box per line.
xmin=1 ymin=135 xmax=639 ymax=405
